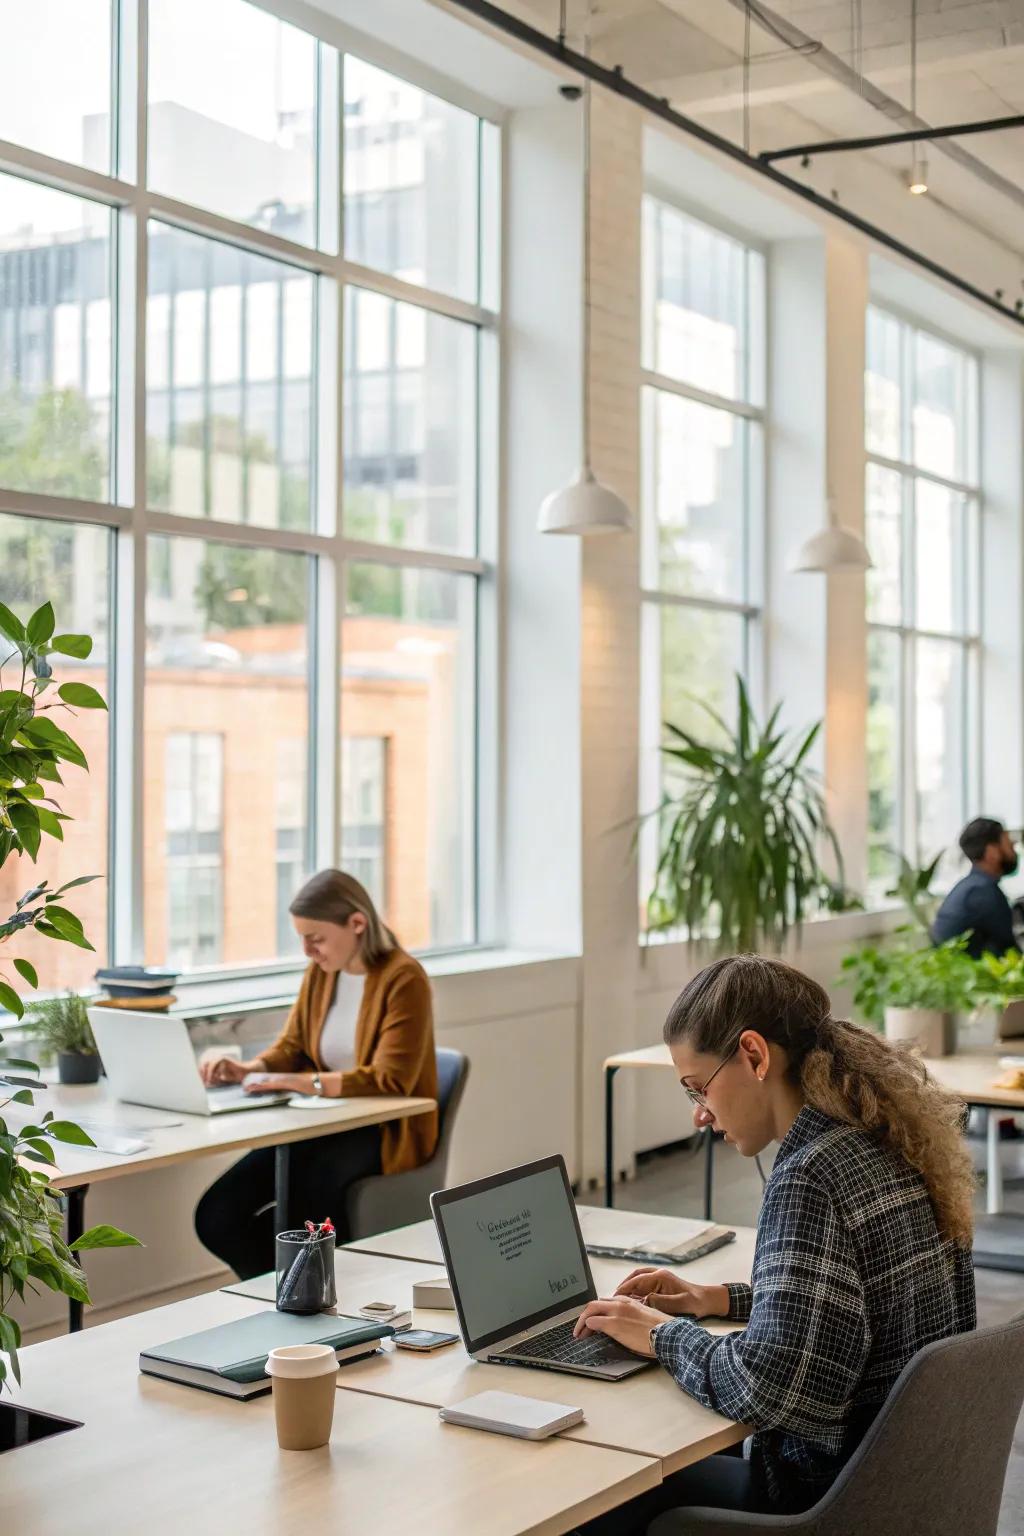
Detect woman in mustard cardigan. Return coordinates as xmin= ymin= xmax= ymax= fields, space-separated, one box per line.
xmin=194 ymin=870 xmax=438 ymax=1278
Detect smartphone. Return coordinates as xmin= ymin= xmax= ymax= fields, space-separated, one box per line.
xmin=394 ymin=1329 xmax=460 ymax=1352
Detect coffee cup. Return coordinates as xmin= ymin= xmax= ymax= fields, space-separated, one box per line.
xmin=266 ymin=1343 xmax=338 ymax=1450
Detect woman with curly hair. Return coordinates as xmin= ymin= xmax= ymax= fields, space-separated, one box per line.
xmin=574 ymin=955 xmax=976 ymax=1532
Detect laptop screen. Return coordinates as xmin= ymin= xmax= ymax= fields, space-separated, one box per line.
xmin=430 ymin=1156 xmax=595 ymax=1354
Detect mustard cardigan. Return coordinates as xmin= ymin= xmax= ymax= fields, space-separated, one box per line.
xmin=260 ymin=948 xmax=438 ymax=1176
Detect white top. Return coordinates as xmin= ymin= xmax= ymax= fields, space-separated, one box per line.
xmin=318 ymin=972 xmax=366 ymax=1073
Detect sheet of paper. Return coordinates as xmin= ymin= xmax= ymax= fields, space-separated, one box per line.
xmin=577 ymin=1206 xmax=714 ymax=1249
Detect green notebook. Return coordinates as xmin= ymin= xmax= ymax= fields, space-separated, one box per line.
xmin=140 ymin=1310 xmax=393 ymax=1399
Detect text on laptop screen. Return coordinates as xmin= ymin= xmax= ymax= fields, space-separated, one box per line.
xmin=440 ymin=1165 xmax=590 ymax=1342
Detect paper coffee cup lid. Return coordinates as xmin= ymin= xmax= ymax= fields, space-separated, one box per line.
xmin=266 ymin=1343 xmax=338 ymax=1380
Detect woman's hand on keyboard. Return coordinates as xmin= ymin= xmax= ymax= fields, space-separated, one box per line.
xmin=572 ymin=1296 xmax=670 ymax=1355
xmin=613 ymin=1267 xmax=729 ymax=1321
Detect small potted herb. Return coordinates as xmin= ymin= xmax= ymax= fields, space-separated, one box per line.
xmin=963 ymin=949 xmax=1024 ymax=1049
xmin=25 ymin=992 xmax=100 ymax=1084
xmin=840 ymin=936 xmax=974 ymax=1056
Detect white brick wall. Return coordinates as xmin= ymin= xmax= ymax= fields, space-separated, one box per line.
xmin=578 ymin=89 xmax=644 ymax=1183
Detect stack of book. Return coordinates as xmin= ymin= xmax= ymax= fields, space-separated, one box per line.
xmin=93 ymin=965 xmax=180 ymax=1012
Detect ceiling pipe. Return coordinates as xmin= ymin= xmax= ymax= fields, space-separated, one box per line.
xmin=761 ymin=113 xmax=1024 ymax=164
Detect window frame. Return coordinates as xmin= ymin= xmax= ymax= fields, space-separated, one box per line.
xmin=0 ymin=0 xmax=501 ymax=980
xmin=638 ymin=192 xmax=766 ymax=920
xmin=864 ymin=304 xmax=982 ymax=885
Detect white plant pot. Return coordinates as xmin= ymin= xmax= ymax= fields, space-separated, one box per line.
xmin=955 ymin=1006 xmax=1000 ymax=1052
xmin=884 ymin=1007 xmax=951 ymax=1057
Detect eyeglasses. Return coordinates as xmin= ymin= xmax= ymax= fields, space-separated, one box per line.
xmin=683 ymin=1043 xmax=739 ymax=1111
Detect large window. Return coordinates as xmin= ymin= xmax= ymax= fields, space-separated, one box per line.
xmin=0 ymin=1 xmax=496 ymax=992
xmin=864 ymin=308 xmax=980 ymax=887
xmin=639 ymin=198 xmax=765 ymax=920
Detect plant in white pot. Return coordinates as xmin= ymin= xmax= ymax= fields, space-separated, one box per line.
xmin=840 ymin=936 xmax=974 ymax=1057
xmin=0 ymin=598 xmax=138 ymax=1416
xmin=964 ymin=949 xmax=1024 ymax=1049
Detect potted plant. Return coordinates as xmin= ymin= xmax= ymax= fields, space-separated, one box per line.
xmin=645 ymin=676 xmax=844 ymax=953
xmin=24 ymin=992 xmax=100 ymax=1084
xmin=840 ymin=936 xmax=974 ymax=1056
xmin=0 ymin=598 xmax=138 ymax=1414
xmin=963 ymin=949 xmax=1024 ymax=1049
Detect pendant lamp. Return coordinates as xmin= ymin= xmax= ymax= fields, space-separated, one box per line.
xmin=788 ymin=499 xmax=872 ymax=574
xmin=537 ymin=70 xmax=632 ymax=537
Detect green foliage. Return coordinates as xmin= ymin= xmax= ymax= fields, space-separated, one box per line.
xmin=969 ymin=949 xmax=1024 ymax=1012
xmin=646 ymin=675 xmax=844 ymax=954
xmin=0 ymin=600 xmax=138 ymax=1393
xmin=24 ymin=992 xmax=96 ymax=1057
xmin=884 ymin=848 xmax=944 ymax=933
xmin=839 ymin=935 xmax=976 ymax=1029
xmin=0 ymin=387 xmax=105 ymax=502
xmin=194 ymin=543 xmax=308 ymax=630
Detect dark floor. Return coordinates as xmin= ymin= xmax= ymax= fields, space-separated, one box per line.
xmin=611 ymin=1132 xmax=1024 ymax=1534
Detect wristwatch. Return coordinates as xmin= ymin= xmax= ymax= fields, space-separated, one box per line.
xmin=312 ymin=1073 xmax=323 ymax=1096
xmin=648 ymin=1323 xmax=662 ymax=1358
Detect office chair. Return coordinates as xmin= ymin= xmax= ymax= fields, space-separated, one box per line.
xmin=343 ymin=1047 xmax=469 ymax=1239
xmin=650 ymin=1312 xmax=1024 ymax=1536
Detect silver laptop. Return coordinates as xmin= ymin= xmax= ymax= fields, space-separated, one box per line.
xmin=430 ymin=1154 xmax=652 ymax=1381
xmin=87 ymin=1008 xmax=290 ymax=1116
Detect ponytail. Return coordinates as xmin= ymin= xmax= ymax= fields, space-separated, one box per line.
xmin=665 ymin=954 xmax=975 ymax=1247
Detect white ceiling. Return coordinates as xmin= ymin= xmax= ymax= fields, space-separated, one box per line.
xmin=494 ymin=0 xmax=1024 ymax=269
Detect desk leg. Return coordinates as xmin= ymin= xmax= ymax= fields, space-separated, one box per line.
xmin=987 ymin=1109 xmax=1004 ymax=1216
xmin=275 ymin=1143 xmax=291 ymax=1232
xmin=703 ymin=1129 xmax=715 ymax=1221
xmin=66 ymin=1185 xmax=89 ymax=1334
xmin=604 ymin=1067 xmax=619 ymax=1209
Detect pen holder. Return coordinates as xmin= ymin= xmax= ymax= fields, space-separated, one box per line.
xmin=275 ymin=1228 xmax=337 ymax=1315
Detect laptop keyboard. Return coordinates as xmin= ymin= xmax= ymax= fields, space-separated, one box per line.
xmin=495 ymin=1319 xmax=634 ymax=1368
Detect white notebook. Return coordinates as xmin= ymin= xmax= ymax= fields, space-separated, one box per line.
xmin=439 ymin=1391 xmax=584 ymax=1440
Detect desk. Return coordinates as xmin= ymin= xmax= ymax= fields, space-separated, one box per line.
xmin=314 ymin=1221 xmax=754 ymax=1476
xmin=19 ymin=1080 xmax=434 ymax=1331
xmin=346 ymin=1207 xmax=758 ymax=1279
xmin=223 ymin=1230 xmax=758 ymax=1332
xmin=603 ymin=1046 xmax=720 ymax=1214
xmin=923 ymin=1049 xmax=1024 ymax=1271
xmin=6 ymin=1290 xmax=660 ymax=1535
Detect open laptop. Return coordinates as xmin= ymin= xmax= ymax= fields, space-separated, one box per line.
xmin=87 ymin=1008 xmax=290 ymax=1116
xmin=430 ymin=1154 xmax=653 ymax=1381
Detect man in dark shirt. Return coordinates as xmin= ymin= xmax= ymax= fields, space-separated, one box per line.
xmin=931 ymin=816 xmax=1019 ymax=959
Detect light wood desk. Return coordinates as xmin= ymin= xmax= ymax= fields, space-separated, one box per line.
xmin=347 ymin=1206 xmax=758 ymax=1275
xmin=14 ymin=1079 xmax=434 ymax=1331
xmin=6 ymin=1290 xmax=660 ymax=1536
xmin=325 ymin=1220 xmax=755 ymax=1476
xmin=222 ymin=1237 xmax=757 ymax=1336
xmin=923 ymin=1048 xmax=1024 ymax=1271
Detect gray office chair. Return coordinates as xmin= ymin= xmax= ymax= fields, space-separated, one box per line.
xmin=650 ymin=1312 xmax=1024 ymax=1536
xmin=343 ymin=1048 xmax=469 ymax=1240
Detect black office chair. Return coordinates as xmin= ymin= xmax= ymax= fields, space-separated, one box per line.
xmin=650 ymin=1313 xmax=1024 ymax=1536
xmin=343 ymin=1047 xmax=470 ymax=1240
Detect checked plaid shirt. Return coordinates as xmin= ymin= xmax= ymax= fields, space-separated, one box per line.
xmin=653 ymin=1104 xmax=976 ymax=1511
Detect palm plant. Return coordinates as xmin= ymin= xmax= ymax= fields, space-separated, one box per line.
xmin=646 ymin=676 xmax=844 ymax=954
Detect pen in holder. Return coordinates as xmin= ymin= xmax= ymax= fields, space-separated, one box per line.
xmin=276 ymin=1220 xmax=337 ymax=1314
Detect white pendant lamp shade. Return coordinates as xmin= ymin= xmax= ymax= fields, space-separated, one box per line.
xmin=537 ymin=58 xmax=632 ymax=537
xmin=538 ymin=467 xmax=632 ymax=536
xmin=789 ymin=504 xmax=872 ymax=575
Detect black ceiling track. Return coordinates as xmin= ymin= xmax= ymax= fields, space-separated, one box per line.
xmin=762 ymin=113 xmax=1024 ymax=164
xmin=444 ymin=0 xmax=1024 ymax=330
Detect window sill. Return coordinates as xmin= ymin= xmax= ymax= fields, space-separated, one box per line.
xmin=163 ymin=945 xmax=582 ymax=1018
